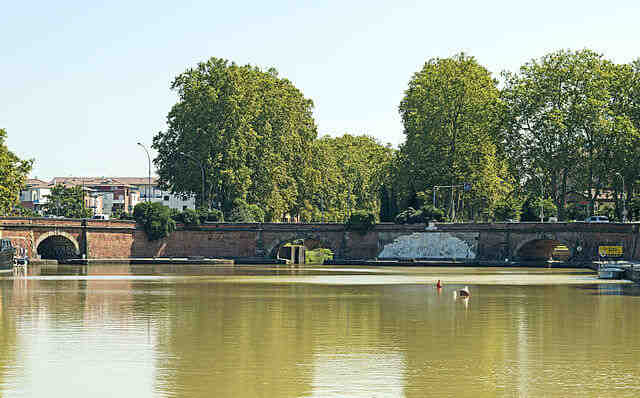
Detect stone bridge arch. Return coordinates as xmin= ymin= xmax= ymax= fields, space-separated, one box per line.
xmin=266 ymin=232 xmax=340 ymax=260
xmin=513 ymin=234 xmax=576 ymax=262
xmin=35 ymin=231 xmax=80 ymax=261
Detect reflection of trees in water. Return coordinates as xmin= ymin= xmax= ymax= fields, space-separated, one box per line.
xmin=0 ymin=283 xmax=18 ymax=388
xmin=149 ymin=283 xmax=640 ymax=397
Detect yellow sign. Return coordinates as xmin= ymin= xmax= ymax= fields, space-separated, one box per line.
xmin=598 ymin=246 xmax=623 ymax=257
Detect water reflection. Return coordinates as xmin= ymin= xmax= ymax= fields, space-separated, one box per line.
xmin=0 ymin=266 xmax=639 ymax=397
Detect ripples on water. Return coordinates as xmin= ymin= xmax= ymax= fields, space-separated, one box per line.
xmin=1 ymin=264 xmax=639 ymax=397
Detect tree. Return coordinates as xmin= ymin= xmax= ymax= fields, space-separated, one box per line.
xmin=397 ymin=53 xmax=508 ymax=221
xmin=42 ymin=184 xmax=92 ymax=218
xmin=229 ymin=198 xmax=265 ymax=222
xmin=345 ymin=210 xmax=376 ymax=234
xmin=0 ymin=129 xmax=32 ymax=215
xmin=502 ymin=49 xmax=637 ymax=220
xmin=301 ymin=134 xmax=394 ymax=222
xmin=133 ymin=202 xmax=176 ymax=241
xmin=153 ymin=58 xmax=317 ymax=221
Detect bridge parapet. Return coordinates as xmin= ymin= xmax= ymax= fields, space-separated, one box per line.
xmin=1 ymin=218 xmax=638 ymax=265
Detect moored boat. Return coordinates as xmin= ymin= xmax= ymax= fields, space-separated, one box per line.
xmin=0 ymin=239 xmax=16 ymax=271
xmin=598 ymin=267 xmax=625 ymax=280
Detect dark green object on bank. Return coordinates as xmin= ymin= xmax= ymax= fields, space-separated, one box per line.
xmin=134 ymin=202 xmax=176 ymax=241
xmin=346 ymin=210 xmax=376 ymax=234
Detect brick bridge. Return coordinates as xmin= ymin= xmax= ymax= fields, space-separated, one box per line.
xmin=1 ymin=217 xmax=639 ymax=265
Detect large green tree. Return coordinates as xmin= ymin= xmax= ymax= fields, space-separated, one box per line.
xmin=299 ymin=134 xmax=394 ymax=222
xmin=0 ymin=128 xmax=32 ymax=215
xmin=397 ymin=53 xmax=508 ymax=221
xmin=153 ymin=58 xmax=317 ymax=221
xmin=42 ymin=184 xmax=92 ymax=218
xmin=502 ymin=49 xmax=638 ymax=219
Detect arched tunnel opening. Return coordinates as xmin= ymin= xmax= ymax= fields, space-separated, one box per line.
xmin=276 ymin=238 xmax=334 ymax=265
xmin=516 ymin=239 xmax=571 ymax=262
xmin=37 ymin=235 xmax=79 ymax=261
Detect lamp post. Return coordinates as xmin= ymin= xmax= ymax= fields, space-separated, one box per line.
xmin=137 ymin=142 xmax=151 ymax=203
xmin=615 ymin=172 xmax=626 ymax=222
xmin=179 ymin=152 xmax=206 ymax=209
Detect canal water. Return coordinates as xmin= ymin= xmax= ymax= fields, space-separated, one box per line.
xmin=1 ymin=265 xmax=640 ymax=397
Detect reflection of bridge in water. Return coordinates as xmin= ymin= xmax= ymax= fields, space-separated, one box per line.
xmin=0 ymin=218 xmax=638 ymax=265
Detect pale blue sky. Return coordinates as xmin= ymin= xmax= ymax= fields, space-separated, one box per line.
xmin=2 ymin=0 xmax=639 ymax=180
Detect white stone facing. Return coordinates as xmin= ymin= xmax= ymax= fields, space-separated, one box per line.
xmin=378 ymin=232 xmax=477 ymax=259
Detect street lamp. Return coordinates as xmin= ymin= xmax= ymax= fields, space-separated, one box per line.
xmin=615 ymin=172 xmax=626 ymax=222
xmin=137 ymin=142 xmax=151 ymax=203
xmin=179 ymin=152 xmax=206 ymax=210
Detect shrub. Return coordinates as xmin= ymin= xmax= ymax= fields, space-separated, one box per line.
xmin=229 ymin=198 xmax=264 ymax=222
xmin=394 ymin=205 xmax=444 ymax=224
xmin=306 ymin=248 xmax=334 ymax=264
xmin=180 ymin=208 xmax=201 ymax=227
xmin=521 ymin=197 xmax=557 ymax=221
xmin=493 ymin=198 xmax=522 ymax=221
xmin=133 ymin=202 xmax=176 ymax=241
xmin=346 ymin=210 xmax=376 ymax=234
xmin=206 ymin=208 xmax=224 ymax=222
xmin=420 ymin=204 xmax=445 ymax=222
xmin=394 ymin=207 xmax=414 ymax=224
xmin=566 ymin=202 xmax=588 ymax=221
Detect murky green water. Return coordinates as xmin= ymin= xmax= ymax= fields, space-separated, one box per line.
xmin=1 ymin=265 xmax=640 ymax=397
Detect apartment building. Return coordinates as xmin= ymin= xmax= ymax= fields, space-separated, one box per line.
xmin=50 ymin=177 xmax=140 ymax=216
xmin=115 ymin=177 xmax=195 ymax=211
xmin=19 ymin=179 xmax=51 ymax=213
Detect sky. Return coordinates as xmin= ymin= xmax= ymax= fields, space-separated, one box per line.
xmin=1 ymin=0 xmax=639 ymax=180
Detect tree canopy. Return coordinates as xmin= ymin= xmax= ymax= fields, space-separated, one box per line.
xmin=150 ymin=51 xmax=640 ymax=224
xmin=42 ymin=184 xmax=92 ymax=218
xmin=0 ymin=129 xmax=32 ymax=215
xmin=153 ymin=58 xmax=317 ymax=221
xmin=397 ymin=53 xmax=509 ymax=221
xmin=502 ymin=49 xmax=639 ymax=219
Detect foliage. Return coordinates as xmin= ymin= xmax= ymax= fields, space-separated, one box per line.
xmin=502 ymin=49 xmax=638 ymax=220
xmin=201 ymin=208 xmax=224 ymax=222
xmin=306 ymin=248 xmax=333 ymax=264
xmin=42 ymin=184 xmax=92 ymax=218
xmin=345 ymin=210 xmax=376 ymax=234
xmin=179 ymin=208 xmax=201 ymax=227
xmin=597 ymin=203 xmax=616 ymax=221
xmin=521 ymin=198 xmax=557 ymax=222
xmin=629 ymin=197 xmax=640 ymax=221
xmin=12 ymin=203 xmax=38 ymax=217
xmin=302 ymin=134 xmax=395 ymax=222
xmin=493 ymin=197 xmax=523 ymax=221
xmin=151 ymin=52 xmax=640 ymax=224
xmin=397 ymin=53 xmax=507 ymax=221
xmin=153 ymin=57 xmax=317 ymax=221
xmin=229 ymin=198 xmax=264 ymax=222
xmin=565 ymin=203 xmax=589 ymax=221
xmin=394 ymin=205 xmax=445 ymax=224
xmin=0 ymin=129 xmax=32 ymax=215
xmin=133 ymin=202 xmax=176 ymax=241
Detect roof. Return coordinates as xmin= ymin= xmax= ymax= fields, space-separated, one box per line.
xmin=50 ymin=177 xmax=134 ymax=188
xmin=113 ymin=177 xmax=159 ymax=185
xmin=25 ymin=179 xmax=50 ymax=188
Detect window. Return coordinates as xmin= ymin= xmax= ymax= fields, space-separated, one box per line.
xmin=164 ymin=196 xmax=169 ymax=201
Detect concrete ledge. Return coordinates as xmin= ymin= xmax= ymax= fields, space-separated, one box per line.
xmin=62 ymin=258 xmax=234 ymax=265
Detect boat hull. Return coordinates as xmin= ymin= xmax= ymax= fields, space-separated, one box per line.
xmin=598 ymin=268 xmax=625 ymax=280
xmin=0 ymin=248 xmax=15 ymax=270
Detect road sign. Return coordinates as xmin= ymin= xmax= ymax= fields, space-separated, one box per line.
xmin=598 ymin=245 xmax=623 ymax=257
